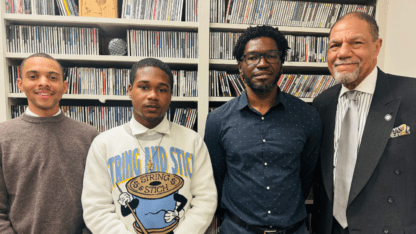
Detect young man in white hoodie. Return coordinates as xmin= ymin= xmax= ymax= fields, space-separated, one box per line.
xmin=82 ymin=58 xmax=217 ymax=234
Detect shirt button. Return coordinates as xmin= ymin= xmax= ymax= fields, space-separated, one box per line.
xmin=263 ymin=139 xmax=266 ymax=143
xmin=394 ymin=169 xmax=401 ymax=175
xmin=261 ymin=117 xmax=264 ymax=120
xmin=267 ymin=186 xmax=270 ymax=190
xmin=268 ymin=210 xmax=271 ymax=214
xmin=264 ymin=162 xmax=268 ymax=166
xmin=388 ymin=198 xmax=394 ymax=203
xmin=383 ymin=228 xmax=389 ymax=233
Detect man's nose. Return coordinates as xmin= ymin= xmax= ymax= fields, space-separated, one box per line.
xmin=337 ymin=43 xmax=352 ymax=59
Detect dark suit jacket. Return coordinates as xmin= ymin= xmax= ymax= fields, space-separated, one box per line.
xmin=312 ymin=68 xmax=416 ymax=234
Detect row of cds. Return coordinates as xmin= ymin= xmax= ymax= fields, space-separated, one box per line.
xmin=285 ymin=35 xmax=329 ymax=63
xmin=210 ymin=1 xmax=375 ymax=28
xmin=210 ymin=70 xmax=339 ymax=99
xmin=172 ymin=70 xmax=198 ymax=97
xmin=11 ymin=105 xmax=198 ymax=131
xmin=6 ymin=25 xmax=99 ymax=55
xmin=209 ymin=32 xmax=242 ymax=60
xmin=278 ymin=74 xmax=338 ymax=98
xmin=209 ymin=71 xmax=245 ymax=97
xmin=170 ymin=108 xmax=197 ymax=129
xmin=127 ymin=30 xmax=198 ymax=58
xmin=122 ymin=0 xmax=198 ymax=22
xmin=5 ymin=0 xmax=78 ymax=15
xmin=209 ymin=32 xmax=329 ymax=63
xmin=9 ymin=65 xmax=198 ymax=97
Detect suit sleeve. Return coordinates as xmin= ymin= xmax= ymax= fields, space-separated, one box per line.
xmin=300 ymin=108 xmax=322 ymax=200
xmin=203 ymin=112 xmax=227 ymax=216
xmin=81 ymin=138 xmax=132 ymax=234
xmin=0 ymin=154 xmax=17 ymax=234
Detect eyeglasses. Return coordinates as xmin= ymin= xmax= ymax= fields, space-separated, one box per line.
xmin=241 ymin=50 xmax=282 ymax=66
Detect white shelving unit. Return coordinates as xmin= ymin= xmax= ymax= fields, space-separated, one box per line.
xmin=0 ymin=0 xmax=386 ymax=137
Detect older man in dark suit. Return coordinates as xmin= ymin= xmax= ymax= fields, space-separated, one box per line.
xmin=313 ymin=12 xmax=416 ymax=234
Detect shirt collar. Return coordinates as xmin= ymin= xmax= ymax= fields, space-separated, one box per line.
xmin=237 ymin=88 xmax=285 ymax=111
xmin=340 ymin=66 xmax=378 ymax=97
xmin=25 ymin=108 xmax=61 ymax=117
xmin=129 ymin=115 xmax=171 ymax=136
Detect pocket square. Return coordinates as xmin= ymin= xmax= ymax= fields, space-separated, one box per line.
xmin=390 ymin=124 xmax=410 ymax=138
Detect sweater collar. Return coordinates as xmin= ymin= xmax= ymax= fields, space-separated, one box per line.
xmin=20 ymin=111 xmax=66 ymax=123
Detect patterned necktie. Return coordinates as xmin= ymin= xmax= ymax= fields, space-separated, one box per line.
xmin=333 ymin=90 xmax=359 ymax=228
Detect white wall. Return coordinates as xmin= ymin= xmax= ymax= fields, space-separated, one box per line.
xmin=382 ymin=0 xmax=416 ymax=77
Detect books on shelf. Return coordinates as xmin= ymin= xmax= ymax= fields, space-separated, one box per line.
xmin=121 ymin=0 xmax=197 ymax=22
xmin=210 ymin=0 xmax=375 ymax=28
xmin=6 ymin=25 xmax=99 ymax=55
xmin=170 ymin=108 xmax=197 ymax=129
xmin=127 ymin=30 xmax=198 ymax=58
xmin=285 ymin=35 xmax=328 ymax=62
xmin=210 ymin=70 xmax=339 ymax=98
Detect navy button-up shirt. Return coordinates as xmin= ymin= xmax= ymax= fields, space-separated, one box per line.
xmin=204 ymin=89 xmax=322 ymax=228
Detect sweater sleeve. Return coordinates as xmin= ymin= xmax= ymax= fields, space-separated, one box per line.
xmin=172 ymin=134 xmax=217 ymax=234
xmin=0 ymin=155 xmax=17 ymax=234
xmin=81 ymin=138 xmax=132 ymax=234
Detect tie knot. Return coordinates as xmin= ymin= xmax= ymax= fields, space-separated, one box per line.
xmin=345 ymin=90 xmax=358 ymax=101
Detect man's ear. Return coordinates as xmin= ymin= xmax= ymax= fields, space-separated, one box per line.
xmin=238 ymin=61 xmax=243 ymax=77
xmin=128 ymin=84 xmax=133 ymax=99
xmin=17 ymin=78 xmax=24 ymax=93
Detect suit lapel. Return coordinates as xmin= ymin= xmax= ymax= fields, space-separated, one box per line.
xmin=348 ymin=69 xmax=401 ymax=205
xmin=320 ymin=85 xmax=341 ymax=203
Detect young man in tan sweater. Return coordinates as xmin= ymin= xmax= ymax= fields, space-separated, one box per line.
xmin=0 ymin=53 xmax=99 ymax=234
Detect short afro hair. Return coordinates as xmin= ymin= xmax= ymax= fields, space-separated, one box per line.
xmin=129 ymin=58 xmax=174 ymax=91
xmin=233 ymin=25 xmax=290 ymax=64
xmin=20 ymin=53 xmax=64 ymax=80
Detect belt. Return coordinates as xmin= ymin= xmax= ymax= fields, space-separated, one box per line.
xmin=227 ymin=212 xmax=304 ymax=234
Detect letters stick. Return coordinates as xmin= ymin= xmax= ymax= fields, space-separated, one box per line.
xmin=116 ymin=183 xmax=149 ymax=234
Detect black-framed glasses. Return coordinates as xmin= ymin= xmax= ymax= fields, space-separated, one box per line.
xmin=241 ymin=50 xmax=282 ymax=66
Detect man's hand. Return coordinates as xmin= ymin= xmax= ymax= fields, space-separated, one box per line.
xmin=164 ymin=210 xmax=179 ymax=223
xmin=118 ymin=192 xmax=133 ymax=207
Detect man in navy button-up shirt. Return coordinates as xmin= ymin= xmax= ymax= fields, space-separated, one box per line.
xmin=204 ymin=25 xmax=322 ymax=234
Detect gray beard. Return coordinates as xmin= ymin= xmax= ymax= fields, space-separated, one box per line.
xmin=242 ymin=72 xmax=281 ymax=95
xmin=332 ymin=62 xmax=361 ymax=85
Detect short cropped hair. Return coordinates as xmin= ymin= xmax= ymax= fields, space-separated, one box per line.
xmin=331 ymin=12 xmax=379 ymax=41
xmin=129 ymin=58 xmax=174 ymax=90
xmin=233 ymin=25 xmax=290 ymax=64
xmin=20 ymin=53 xmax=64 ymax=80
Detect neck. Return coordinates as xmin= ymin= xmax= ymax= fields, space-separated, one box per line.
xmin=246 ymin=86 xmax=278 ymax=115
xmin=136 ymin=116 xmax=164 ymax=129
xmin=28 ymin=105 xmax=60 ymax=117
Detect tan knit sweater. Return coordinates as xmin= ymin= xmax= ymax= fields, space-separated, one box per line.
xmin=0 ymin=113 xmax=99 ymax=234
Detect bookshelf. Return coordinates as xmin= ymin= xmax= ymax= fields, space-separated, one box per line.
xmin=0 ymin=0 xmax=388 ymax=138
